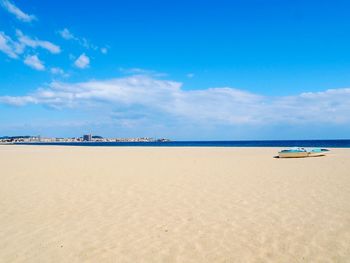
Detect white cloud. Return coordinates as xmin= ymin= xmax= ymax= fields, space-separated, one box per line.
xmin=0 ymin=30 xmax=60 ymax=61
xmin=0 ymin=95 xmax=37 ymax=106
xmin=24 ymin=55 xmax=45 ymax=71
xmin=16 ymin=30 xmax=61 ymax=54
xmin=119 ymin=67 xmax=167 ymax=77
xmin=1 ymin=75 xmax=350 ymax=126
xmin=58 ymin=28 xmax=104 ymax=51
xmin=0 ymin=0 xmax=36 ymax=22
xmin=0 ymin=31 xmax=24 ymax=58
xmin=186 ymin=73 xmax=194 ymax=78
xmin=50 ymin=67 xmax=69 ymax=77
xmin=120 ymin=68 xmax=150 ymax=74
xmin=74 ymin=53 xmax=90 ymax=69
xmin=81 ymin=38 xmax=94 ymax=49
xmin=0 ymin=32 xmax=18 ymax=58
xmin=50 ymin=67 xmax=64 ymax=75
xmin=58 ymin=28 xmax=74 ymax=40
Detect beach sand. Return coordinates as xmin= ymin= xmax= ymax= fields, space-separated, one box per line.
xmin=0 ymin=145 xmax=349 ymax=262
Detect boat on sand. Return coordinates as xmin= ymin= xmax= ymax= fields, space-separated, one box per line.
xmin=308 ymin=148 xmax=330 ymax=157
xmin=278 ymin=147 xmax=329 ymax=158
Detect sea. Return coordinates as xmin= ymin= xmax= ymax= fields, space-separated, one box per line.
xmin=15 ymin=140 xmax=350 ymax=148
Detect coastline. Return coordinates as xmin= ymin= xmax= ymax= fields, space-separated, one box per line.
xmin=0 ymin=145 xmax=349 ymax=262
xmin=4 ymin=138 xmax=350 ymax=148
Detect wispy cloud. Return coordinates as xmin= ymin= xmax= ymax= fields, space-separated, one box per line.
xmin=50 ymin=67 xmax=69 ymax=77
xmin=0 ymin=31 xmax=22 ymax=58
xmin=0 ymin=95 xmax=36 ymax=106
xmin=50 ymin=67 xmax=64 ymax=75
xmin=0 ymin=0 xmax=36 ymax=22
xmin=24 ymin=54 xmax=45 ymax=71
xmin=0 ymin=33 xmax=16 ymax=58
xmin=16 ymin=30 xmax=61 ymax=54
xmin=0 ymin=30 xmax=61 ymax=71
xmin=58 ymin=28 xmax=107 ymax=54
xmin=74 ymin=53 xmax=90 ymax=69
xmin=0 ymin=30 xmax=60 ymax=68
xmin=1 ymin=75 xmax=350 ymax=126
xmin=58 ymin=28 xmax=74 ymax=40
xmin=119 ymin=67 xmax=167 ymax=77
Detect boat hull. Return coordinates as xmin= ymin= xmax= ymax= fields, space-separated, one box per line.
xmin=278 ymin=148 xmax=329 ymax=158
xmin=278 ymin=151 xmax=309 ymax=158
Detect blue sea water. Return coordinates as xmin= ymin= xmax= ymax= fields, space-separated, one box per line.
xmin=16 ymin=140 xmax=350 ymax=148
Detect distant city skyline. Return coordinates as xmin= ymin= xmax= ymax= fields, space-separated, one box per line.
xmin=0 ymin=134 xmax=170 ymax=143
xmin=1 ymin=0 xmax=350 ymax=140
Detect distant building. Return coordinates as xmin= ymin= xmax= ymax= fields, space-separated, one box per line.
xmin=83 ymin=134 xmax=92 ymax=141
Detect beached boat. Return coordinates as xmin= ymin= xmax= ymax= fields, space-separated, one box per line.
xmin=278 ymin=148 xmax=309 ymax=158
xmin=308 ymin=148 xmax=329 ymax=157
xmin=278 ymin=147 xmax=329 ymax=158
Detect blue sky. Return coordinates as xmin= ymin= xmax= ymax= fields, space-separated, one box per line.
xmin=1 ymin=0 xmax=350 ymax=140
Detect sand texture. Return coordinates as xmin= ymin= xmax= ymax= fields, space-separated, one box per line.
xmin=0 ymin=146 xmax=349 ymax=262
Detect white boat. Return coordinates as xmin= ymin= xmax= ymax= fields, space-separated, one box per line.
xmin=278 ymin=147 xmax=309 ymax=158
xmin=278 ymin=147 xmax=329 ymax=158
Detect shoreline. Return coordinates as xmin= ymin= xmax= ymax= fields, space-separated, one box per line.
xmin=2 ymin=139 xmax=350 ymax=149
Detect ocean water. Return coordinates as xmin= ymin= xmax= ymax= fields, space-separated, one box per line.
xmin=15 ymin=140 xmax=350 ymax=148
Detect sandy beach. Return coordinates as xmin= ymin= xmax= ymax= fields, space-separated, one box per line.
xmin=0 ymin=145 xmax=349 ymax=262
